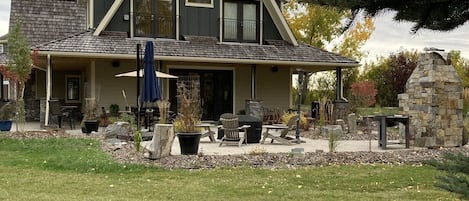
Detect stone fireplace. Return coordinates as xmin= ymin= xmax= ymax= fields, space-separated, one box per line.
xmin=398 ymin=52 xmax=463 ymax=147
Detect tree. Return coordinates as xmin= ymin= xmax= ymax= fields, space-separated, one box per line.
xmin=284 ymin=1 xmax=374 ymax=103
xmin=349 ymin=81 xmax=377 ymax=112
xmin=304 ymin=0 xmax=469 ymax=33
xmin=426 ymin=152 xmax=469 ymax=199
xmin=450 ymin=50 xmax=469 ymax=88
xmin=6 ymin=20 xmax=33 ymax=131
xmin=362 ymin=50 xmax=418 ymax=106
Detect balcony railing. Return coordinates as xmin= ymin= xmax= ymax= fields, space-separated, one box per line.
xmin=223 ymin=18 xmax=258 ymax=43
xmin=134 ymin=14 xmax=174 ymax=38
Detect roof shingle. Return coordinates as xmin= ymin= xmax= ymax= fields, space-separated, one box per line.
xmin=36 ymin=31 xmax=358 ymax=65
xmin=10 ymin=0 xmax=86 ymax=47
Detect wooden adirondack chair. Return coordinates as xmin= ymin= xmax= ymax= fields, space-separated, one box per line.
xmin=219 ymin=113 xmax=250 ymax=147
xmin=261 ymin=115 xmax=298 ymax=145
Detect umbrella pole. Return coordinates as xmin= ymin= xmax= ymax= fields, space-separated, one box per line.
xmin=136 ymin=43 xmax=141 ymax=130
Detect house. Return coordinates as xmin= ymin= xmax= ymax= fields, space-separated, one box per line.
xmin=8 ymin=0 xmax=359 ymax=124
xmin=0 ymin=34 xmax=10 ymax=101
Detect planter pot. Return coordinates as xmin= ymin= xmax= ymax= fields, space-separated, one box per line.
xmin=177 ymin=132 xmax=202 ymax=155
xmin=0 ymin=120 xmax=12 ymax=131
xmin=83 ymin=120 xmax=99 ymax=134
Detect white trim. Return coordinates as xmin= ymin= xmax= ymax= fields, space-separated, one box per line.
xmin=130 ymin=0 xmax=134 ymax=38
xmin=176 ymin=0 xmax=180 ymax=40
xmin=37 ymin=51 xmax=360 ymax=68
xmin=219 ymin=0 xmax=223 ymax=43
xmin=263 ymin=0 xmax=298 ymax=46
xmin=89 ymin=0 xmax=95 ymax=28
xmin=45 ymin=54 xmax=51 ymax=126
xmin=65 ymin=75 xmax=82 ymax=103
xmin=259 ymin=0 xmax=263 ymax=45
xmin=185 ymin=0 xmax=214 ymax=8
xmin=93 ymin=0 xmax=125 ymax=36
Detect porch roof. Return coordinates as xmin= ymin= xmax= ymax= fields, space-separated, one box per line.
xmin=35 ymin=31 xmax=360 ymax=68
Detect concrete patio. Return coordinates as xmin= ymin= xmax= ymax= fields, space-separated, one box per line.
xmin=14 ymin=121 xmax=415 ymax=156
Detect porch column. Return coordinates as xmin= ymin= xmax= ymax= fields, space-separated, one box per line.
xmin=251 ymin=64 xmax=256 ymax=99
xmin=335 ymin=67 xmax=343 ymax=101
xmin=334 ymin=67 xmax=348 ymax=121
xmin=90 ymin=60 xmax=96 ymax=99
xmin=45 ymin=54 xmax=52 ymax=126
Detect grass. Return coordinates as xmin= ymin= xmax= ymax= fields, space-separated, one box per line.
xmin=0 ymin=135 xmax=459 ymax=201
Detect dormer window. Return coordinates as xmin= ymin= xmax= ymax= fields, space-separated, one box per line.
xmin=223 ymin=1 xmax=259 ymax=43
xmin=134 ymin=0 xmax=175 ymax=38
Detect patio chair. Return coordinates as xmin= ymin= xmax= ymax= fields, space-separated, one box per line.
xmin=49 ymin=100 xmax=75 ymax=129
xmin=219 ymin=113 xmax=250 ymax=147
xmin=261 ymin=115 xmax=297 ymax=145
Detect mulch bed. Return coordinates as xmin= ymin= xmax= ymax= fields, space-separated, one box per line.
xmin=3 ymin=127 xmax=469 ymax=169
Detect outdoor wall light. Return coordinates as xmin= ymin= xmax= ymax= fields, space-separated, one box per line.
xmin=112 ymin=60 xmax=120 ymax=68
xmin=271 ymin=66 xmax=278 ymax=72
xmin=123 ymin=14 xmax=130 ymax=21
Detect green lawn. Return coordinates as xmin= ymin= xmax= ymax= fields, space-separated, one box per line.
xmin=0 ymin=136 xmax=458 ymax=201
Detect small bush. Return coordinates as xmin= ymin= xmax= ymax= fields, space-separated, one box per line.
xmin=281 ymin=112 xmax=308 ymax=130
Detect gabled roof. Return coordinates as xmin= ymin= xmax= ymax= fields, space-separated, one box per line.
xmin=36 ymin=31 xmax=359 ymax=67
xmin=9 ymin=0 xmax=86 ymax=46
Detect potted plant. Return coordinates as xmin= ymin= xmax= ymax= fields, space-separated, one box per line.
xmin=109 ymin=104 xmax=119 ymax=117
xmin=0 ymin=102 xmax=14 ymax=131
xmin=81 ymin=98 xmax=99 ymax=134
xmin=173 ymin=78 xmax=202 ymax=155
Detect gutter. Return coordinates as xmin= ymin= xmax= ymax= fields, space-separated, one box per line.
xmin=37 ymin=51 xmax=360 ymax=68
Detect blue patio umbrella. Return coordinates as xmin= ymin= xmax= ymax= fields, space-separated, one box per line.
xmin=140 ymin=41 xmax=161 ymax=104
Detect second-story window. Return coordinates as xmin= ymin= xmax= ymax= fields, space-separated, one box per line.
xmin=223 ymin=1 xmax=258 ymax=43
xmin=135 ymin=0 xmax=174 ymax=38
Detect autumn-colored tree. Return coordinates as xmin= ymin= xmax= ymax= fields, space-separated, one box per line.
xmin=349 ymin=81 xmax=377 ymax=112
xmin=362 ymin=50 xmax=418 ymax=106
xmin=284 ymin=1 xmax=375 ymax=104
xmin=450 ymin=50 xmax=469 ymax=88
xmin=6 ymin=19 xmax=33 ymax=131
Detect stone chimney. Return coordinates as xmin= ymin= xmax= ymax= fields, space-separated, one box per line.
xmin=398 ymin=52 xmax=463 ymax=147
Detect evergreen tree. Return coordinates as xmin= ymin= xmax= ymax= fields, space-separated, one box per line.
xmin=426 ymin=152 xmax=469 ymax=199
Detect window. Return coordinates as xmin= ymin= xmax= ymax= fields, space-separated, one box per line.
xmin=223 ymin=1 xmax=258 ymax=43
xmin=65 ymin=75 xmax=80 ymax=103
xmin=186 ymin=0 xmax=213 ymax=8
xmin=0 ymin=44 xmax=3 ymax=54
xmin=134 ymin=0 xmax=174 ymax=38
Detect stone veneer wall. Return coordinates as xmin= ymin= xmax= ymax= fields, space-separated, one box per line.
xmin=398 ymin=52 xmax=463 ymax=147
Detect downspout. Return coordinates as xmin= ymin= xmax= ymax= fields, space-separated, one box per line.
xmin=45 ymin=54 xmax=51 ymax=126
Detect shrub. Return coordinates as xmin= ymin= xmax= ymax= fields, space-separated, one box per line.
xmin=349 ymin=81 xmax=378 ymax=113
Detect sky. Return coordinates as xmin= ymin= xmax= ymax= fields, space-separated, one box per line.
xmin=0 ymin=0 xmax=468 ymax=62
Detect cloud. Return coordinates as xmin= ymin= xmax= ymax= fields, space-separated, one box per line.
xmin=363 ymin=11 xmax=469 ymax=62
xmin=0 ymin=0 xmax=10 ymax=36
